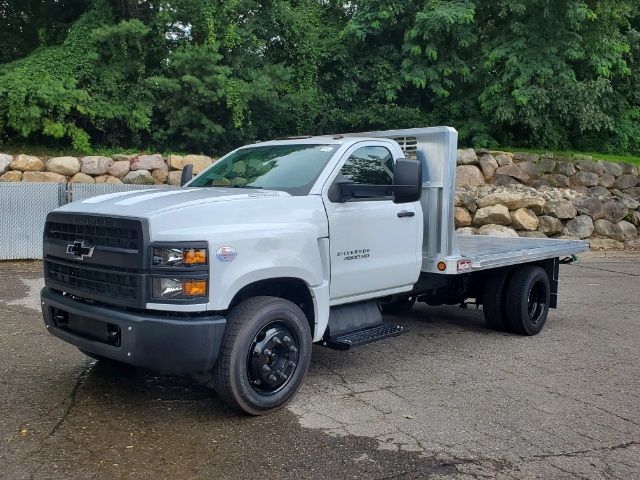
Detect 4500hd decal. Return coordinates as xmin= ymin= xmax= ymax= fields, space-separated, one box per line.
xmin=336 ymin=248 xmax=370 ymax=261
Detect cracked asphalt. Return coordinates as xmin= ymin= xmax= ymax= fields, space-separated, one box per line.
xmin=0 ymin=255 xmax=639 ymax=479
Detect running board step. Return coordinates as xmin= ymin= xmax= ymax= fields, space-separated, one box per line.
xmin=321 ymin=324 xmax=407 ymax=351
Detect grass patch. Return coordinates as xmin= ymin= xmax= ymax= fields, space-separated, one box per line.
xmin=498 ymin=146 xmax=640 ymax=166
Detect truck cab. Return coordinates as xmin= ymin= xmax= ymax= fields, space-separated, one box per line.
xmin=41 ymin=127 xmax=588 ymax=415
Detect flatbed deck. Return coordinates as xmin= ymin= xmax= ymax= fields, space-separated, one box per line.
xmin=422 ymin=235 xmax=589 ymax=273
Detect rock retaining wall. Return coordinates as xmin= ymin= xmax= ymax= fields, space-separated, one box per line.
xmin=0 ymin=149 xmax=639 ymax=249
xmin=0 ymin=153 xmax=212 ymax=186
xmin=454 ymin=149 xmax=639 ymax=250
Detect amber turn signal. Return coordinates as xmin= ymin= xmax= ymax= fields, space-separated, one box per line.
xmin=183 ymin=280 xmax=207 ymax=296
xmin=183 ymin=248 xmax=207 ymax=265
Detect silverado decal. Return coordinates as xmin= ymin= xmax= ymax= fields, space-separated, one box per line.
xmin=337 ymin=248 xmax=370 ymax=261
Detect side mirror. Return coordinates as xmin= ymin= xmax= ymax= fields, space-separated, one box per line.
xmin=392 ymin=158 xmax=422 ymax=204
xmin=180 ymin=164 xmax=194 ymax=186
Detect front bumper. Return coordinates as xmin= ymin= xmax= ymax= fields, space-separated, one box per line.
xmin=41 ymin=287 xmax=226 ymax=373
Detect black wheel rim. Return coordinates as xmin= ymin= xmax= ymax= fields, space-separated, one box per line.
xmin=527 ymin=280 xmax=546 ymax=325
xmin=247 ymin=321 xmax=300 ymax=395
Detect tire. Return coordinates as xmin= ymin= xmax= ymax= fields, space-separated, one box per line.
xmin=380 ymin=295 xmax=416 ymax=314
xmin=482 ymin=268 xmax=512 ymax=331
xmin=211 ymin=296 xmax=312 ymax=415
xmin=504 ymin=266 xmax=551 ymax=336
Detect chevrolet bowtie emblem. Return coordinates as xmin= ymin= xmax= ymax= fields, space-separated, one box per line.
xmin=66 ymin=240 xmax=95 ymax=260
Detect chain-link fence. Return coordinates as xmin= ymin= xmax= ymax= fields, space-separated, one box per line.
xmin=0 ymin=183 xmax=174 ymax=260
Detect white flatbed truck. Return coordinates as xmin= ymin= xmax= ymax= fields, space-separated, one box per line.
xmin=41 ymin=127 xmax=588 ymax=414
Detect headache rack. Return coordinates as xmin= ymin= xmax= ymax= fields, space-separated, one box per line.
xmin=344 ymin=127 xmax=589 ymax=274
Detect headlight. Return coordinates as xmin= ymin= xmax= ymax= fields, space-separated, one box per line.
xmin=152 ymin=246 xmax=208 ymax=267
xmin=152 ymin=278 xmax=208 ymax=300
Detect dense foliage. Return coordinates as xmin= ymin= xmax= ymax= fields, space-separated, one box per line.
xmin=0 ymin=0 xmax=638 ymax=155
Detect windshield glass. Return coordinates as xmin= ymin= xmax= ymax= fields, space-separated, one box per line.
xmin=188 ymin=143 xmax=339 ymax=195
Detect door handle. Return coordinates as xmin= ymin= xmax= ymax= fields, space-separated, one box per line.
xmin=397 ymin=210 xmax=415 ymax=218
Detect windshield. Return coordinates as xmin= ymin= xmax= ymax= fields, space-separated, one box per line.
xmin=188 ymin=143 xmax=339 ymax=195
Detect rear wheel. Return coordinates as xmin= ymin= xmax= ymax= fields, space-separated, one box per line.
xmin=482 ymin=268 xmax=512 ymax=331
xmin=380 ymin=296 xmax=416 ymax=314
xmin=504 ymin=266 xmax=550 ymax=336
xmin=211 ymin=296 xmax=312 ymax=415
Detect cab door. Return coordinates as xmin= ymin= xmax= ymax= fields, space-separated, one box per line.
xmin=323 ymin=142 xmax=422 ymax=300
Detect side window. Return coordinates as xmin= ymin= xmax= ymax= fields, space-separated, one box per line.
xmin=340 ymin=146 xmax=394 ymax=186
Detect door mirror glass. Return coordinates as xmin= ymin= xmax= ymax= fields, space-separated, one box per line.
xmin=392 ymin=158 xmax=422 ymax=204
xmin=180 ymin=164 xmax=194 ymax=186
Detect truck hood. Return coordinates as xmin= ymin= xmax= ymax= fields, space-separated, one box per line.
xmin=55 ymin=186 xmax=329 ymax=242
xmin=56 ymin=187 xmax=292 ymax=217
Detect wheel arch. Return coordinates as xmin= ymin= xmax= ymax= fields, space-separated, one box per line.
xmin=228 ymin=277 xmax=316 ymax=336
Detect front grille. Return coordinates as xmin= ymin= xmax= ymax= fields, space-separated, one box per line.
xmin=45 ymin=260 xmax=138 ymax=301
xmin=45 ymin=219 xmax=139 ymax=250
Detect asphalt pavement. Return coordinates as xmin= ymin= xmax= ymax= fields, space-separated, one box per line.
xmin=0 ymin=255 xmax=638 ymax=479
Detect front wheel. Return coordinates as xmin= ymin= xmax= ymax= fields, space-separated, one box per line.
xmin=505 ymin=266 xmax=551 ymax=336
xmin=211 ymin=296 xmax=312 ymax=415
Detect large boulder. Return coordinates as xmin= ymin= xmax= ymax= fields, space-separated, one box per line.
xmin=601 ymin=161 xmax=623 ymax=177
xmin=587 ymin=186 xmax=611 ymax=198
xmin=478 ymin=154 xmax=498 ymax=180
xmin=168 ymin=170 xmax=184 ymax=186
xmin=108 ymin=160 xmax=131 ymax=178
xmin=493 ymin=174 xmax=521 ymax=187
xmin=618 ymin=220 xmax=637 ymax=240
xmin=456 ymin=227 xmax=477 ymax=235
xmin=543 ymin=200 xmax=577 ymax=219
xmin=513 ymin=152 xmax=539 ymax=163
xmin=0 ymin=171 xmax=22 ymax=181
xmin=81 ymin=156 xmax=113 ymax=175
xmin=473 ymin=204 xmax=511 ymax=227
xmin=575 ymin=160 xmax=605 ymax=175
xmin=494 ymin=154 xmax=513 ymax=167
xmin=454 ymin=207 xmax=472 ymax=228
xmin=456 ymin=165 xmax=486 ymax=187
xmin=152 ymin=169 xmax=168 ymax=184
xmin=11 ymin=154 xmax=44 ymax=172
xmin=0 ymin=153 xmax=12 ymax=174
xmin=621 ymin=163 xmax=638 ymax=175
xmin=457 ymin=148 xmax=478 ymax=165
xmin=69 ymin=172 xmax=96 ymax=184
xmin=95 ymin=175 xmax=123 ymax=185
xmin=626 ymin=238 xmax=640 ymax=250
xmin=131 ymin=154 xmax=167 ymax=171
xmin=510 ymin=208 xmax=539 ymax=231
xmin=112 ymin=153 xmax=136 ymax=162
xmin=544 ymin=174 xmax=570 ymax=188
xmin=624 ymin=187 xmax=640 ymax=200
xmin=564 ymin=215 xmax=594 ymax=239
xmin=598 ymin=174 xmax=615 ymax=188
xmin=478 ymin=224 xmax=518 ymax=237
xmin=476 ymin=191 xmax=545 ymax=214
xmin=590 ymin=238 xmax=624 ymax=250
xmin=457 ymin=191 xmax=477 ymax=213
xmin=538 ymin=215 xmax=564 ymax=236
xmin=601 ymin=198 xmax=628 ymax=223
xmin=123 ymin=170 xmax=154 ymax=185
xmin=537 ymin=157 xmax=556 ymax=174
xmin=22 ymin=171 xmax=66 ymax=183
xmin=594 ymin=219 xmax=624 ymax=241
xmin=167 ymin=154 xmax=213 ymax=174
xmin=573 ymin=196 xmax=604 ymax=220
xmin=556 ymin=161 xmax=576 ymax=176
xmin=518 ymin=161 xmax=541 ymax=180
xmin=614 ymin=174 xmax=638 ymax=190
xmin=630 ymin=211 xmax=640 ymax=227
xmin=518 ymin=231 xmax=548 ymax=238
xmin=46 ymin=156 xmax=80 ymax=176
xmin=571 ymin=171 xmax=599 ymax=187
xmin=495 ymin=163 xmax=529 ymax=183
